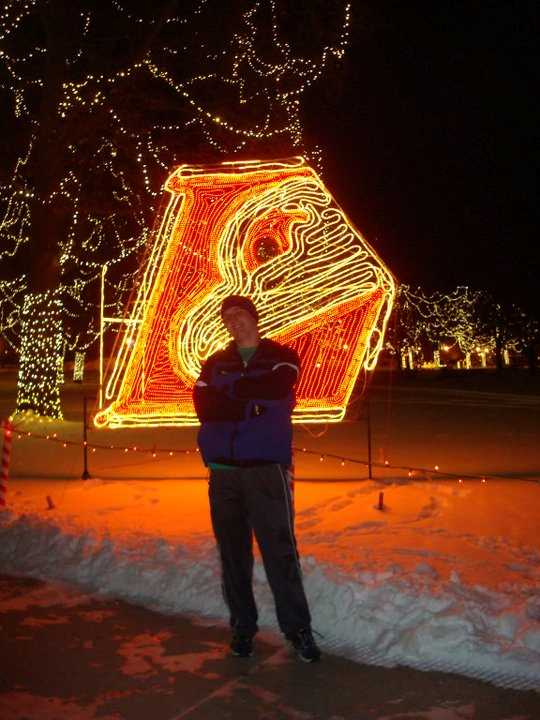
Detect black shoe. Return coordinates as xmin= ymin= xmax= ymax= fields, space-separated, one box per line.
xmin=287 ymin=628 xmax=321 ymax=663
xmin=230 ymin=632 xmax=254 ymax=658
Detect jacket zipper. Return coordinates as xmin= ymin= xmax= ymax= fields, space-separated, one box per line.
xmin=229 ymin=357 xmax=247 ymax=461
xmin=230 ymin=424 xmax=237 ymax=460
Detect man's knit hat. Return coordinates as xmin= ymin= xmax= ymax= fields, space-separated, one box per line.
xmin=220 ymin=295 xmax=259 ymax=322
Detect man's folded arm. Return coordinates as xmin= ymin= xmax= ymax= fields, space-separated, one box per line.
xmin=193 ymin=382 xmax=247 ymax=422
xmin=233 ymin=363 xmax=299 ymax=400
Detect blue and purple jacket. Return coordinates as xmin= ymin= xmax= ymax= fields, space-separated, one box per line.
xmin=193 ymin=338 xmax=300 ymax=467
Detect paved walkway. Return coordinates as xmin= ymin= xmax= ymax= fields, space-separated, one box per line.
xmin=1 ymin=575 xmax=539 ymax=720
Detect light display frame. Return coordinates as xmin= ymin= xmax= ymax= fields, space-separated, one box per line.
xmin=95 ymin=157 xmax=395 ymax=428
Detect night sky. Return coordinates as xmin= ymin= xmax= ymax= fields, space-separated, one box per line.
xmin=306 ymin=2 xmax=538 ymax=305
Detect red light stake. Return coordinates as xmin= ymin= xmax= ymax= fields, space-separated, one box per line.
xmin=0 ymin=419 xmax=13 ymax=508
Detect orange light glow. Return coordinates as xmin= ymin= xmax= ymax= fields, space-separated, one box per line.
xmin=95 ymin=157 xmax=395 ymax=428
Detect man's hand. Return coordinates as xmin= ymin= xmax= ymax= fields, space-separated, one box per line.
xmin=233 ymin=365 xmax=298 ymax=400
xmin=193 ymin=384 xmax=247 ymax=422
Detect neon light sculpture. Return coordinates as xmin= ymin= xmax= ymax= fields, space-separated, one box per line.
xmin=95 ymin=157 xmax=395 ymax=428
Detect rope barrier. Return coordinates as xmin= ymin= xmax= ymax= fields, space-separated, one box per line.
xmin=8 ymin=422 xmax=538 ymax=485
xmin=10 ymin=425 xmax=198 ymax=457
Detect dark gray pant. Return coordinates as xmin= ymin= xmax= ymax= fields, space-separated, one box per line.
xmin=209 ymin=464 xmax=312 ymax=638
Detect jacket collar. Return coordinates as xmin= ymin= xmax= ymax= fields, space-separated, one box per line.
xmin=223 ymin=337 xmax=270 ymax=362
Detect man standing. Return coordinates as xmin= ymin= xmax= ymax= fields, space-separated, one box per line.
xmin=193 ymin=294 xmax=320 ymax=662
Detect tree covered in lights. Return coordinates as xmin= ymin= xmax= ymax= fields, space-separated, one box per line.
xmin=484 ymin=300 xmax=540 ymax=375
xmin=0 ymin=0 xmax=351 ymax=417
xmin=514 ymin=310 xmax=540 ymax=375
xmin=406 ymin=286 xmax=489 ymax=367
xmin=383 ymin=286 xmax=425 ymax=368
xmin=388 ymin=286 xmax=538 ymax=371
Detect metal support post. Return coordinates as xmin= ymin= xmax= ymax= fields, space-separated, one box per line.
xmin=366 ymin=397 xmax=373 ymax=480
xmin=82 ymin=396 xmax=91 ymax=480
xmin=99 ymin=264 xmax=107 ymax=409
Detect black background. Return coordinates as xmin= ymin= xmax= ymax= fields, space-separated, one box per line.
xmin=305 ymin=2 xmax=538 ymax=305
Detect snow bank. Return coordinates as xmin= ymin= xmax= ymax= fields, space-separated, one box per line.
xmin=1 ymin=489 xmax=539 ymax=691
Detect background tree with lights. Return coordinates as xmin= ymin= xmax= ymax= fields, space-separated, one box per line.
xmin=387 ymin=286 xmax=531 ymax=370
xmin=0 ymin=0 xmax=351 ymax=417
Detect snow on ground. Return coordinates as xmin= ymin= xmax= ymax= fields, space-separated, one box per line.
xmin=1 ymin=371 xmax=539 ymax=691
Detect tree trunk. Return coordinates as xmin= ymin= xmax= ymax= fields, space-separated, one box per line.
xmin=495 ymin=334 xmax=504 ymax=372
xmin=16 ymin=291 xmax=64 ymax=418
xmin=14 ymin=1 xmax=76 ymax=418
xmin=527 ymin=343 xmax=537 ymax=375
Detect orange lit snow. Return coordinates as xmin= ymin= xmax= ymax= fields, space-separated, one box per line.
xmin=7 ymin=469 xmax=540 ymax=591
xmin=2 ymin=373 xmax=540 ymax=689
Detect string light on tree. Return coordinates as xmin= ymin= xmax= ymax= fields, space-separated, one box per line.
xmin=16 ymin=291 xmax=63 ymax=418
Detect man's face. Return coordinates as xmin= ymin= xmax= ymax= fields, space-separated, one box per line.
xmin=222 ymin=306 xmax=258 ymax=344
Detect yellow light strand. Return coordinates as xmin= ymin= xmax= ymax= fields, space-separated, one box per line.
xmin=96 ymin=157 xmax=395 ymax=429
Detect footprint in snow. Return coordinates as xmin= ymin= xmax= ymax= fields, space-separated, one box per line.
xmin=328 ymin=499 xmax=353 ymax=512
